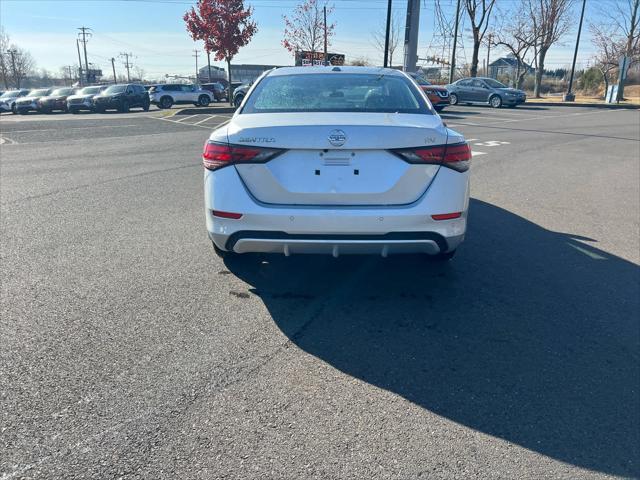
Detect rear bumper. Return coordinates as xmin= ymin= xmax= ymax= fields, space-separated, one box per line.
xmin=205 ymin=165 xmax=470 ymax=255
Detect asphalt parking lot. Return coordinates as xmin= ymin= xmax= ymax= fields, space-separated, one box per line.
xmin=1 ymin=105 xmax=639 ymax=479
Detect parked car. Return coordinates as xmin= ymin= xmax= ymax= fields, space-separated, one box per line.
xmin=15 ymin=88 xmax=53 ymax=114
xmin=447 ymin=77 xmax=526 ymax=108
xmin=0 ymin=89 xmax=30 ymax=114
xmin=66 ymin=85 xmax=107 ymax=113
xmin=203 ymin=66 xmax=470 ymax=260
xmin=407 ymin=72 xmax=450 ymax=111
xmin=38 ymin=87 xmax=78 ymax=113
xmin=92 ymin=84 xmax=150 ymax=112
xmin=232 ymin=84 xmax=250 ymax=107
xmin=200 ymin=82 xmax=227 ymax=102
xmin=148 ymin=84 xmax=213 ymax=109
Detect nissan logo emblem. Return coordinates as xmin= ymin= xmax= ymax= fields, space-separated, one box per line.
xmin=328 ymin=129 xmax=347 ymax=147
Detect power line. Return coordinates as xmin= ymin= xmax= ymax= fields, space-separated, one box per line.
xmin=77 ymin=26 xmax=92 ymax=83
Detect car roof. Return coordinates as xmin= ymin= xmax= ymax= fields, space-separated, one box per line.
xmin=266 ymin=66 xmax=405 ymax=77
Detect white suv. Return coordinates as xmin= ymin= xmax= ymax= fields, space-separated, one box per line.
xmin=149 ymin=84 xmax=213 ymax=109
xmin=0 ymin=89 xmax=30 ymax=114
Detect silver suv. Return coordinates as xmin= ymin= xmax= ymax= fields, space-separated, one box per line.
xmin=149 ymin=84 xmax=213 ymax=109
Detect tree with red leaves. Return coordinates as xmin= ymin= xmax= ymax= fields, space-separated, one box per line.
xmin=282 ymin=0 xmax=335 ymax=57
xmin=184 ymin=0 xmax=257 ymax=105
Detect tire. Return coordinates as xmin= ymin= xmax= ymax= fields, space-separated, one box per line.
xmin=159 ymin=96 xmax=173 ymax=109
xmin=449 ymin=93 xmax=458 ymax=105
xmin=490 ymin=95 xmax=502 ymax=108
xmin=40 ymin=108 xmax=51 ymax=114
xmin=233 ymin=94 xmax=244 ymax=108
xmin=429 ymin=249 xmax=456 ymax=262
xmin=434 ymin=106 xmax=445 ymax=112
xmin=142 ymin=101 xmax=150 ymax=112
xmin=18 ymin=109 xmax=28 ymax=115
xmin=11 ymin=104 xmax=17 ymax=114
xmin=212 ymin=241 xmax=235 ymax=259
xmin=198 ymin=95 xmax=210 ymax=107
xmin=69 ymin=107 xmax=79 ymax=114
xmin=95 ymin=107 xmax=106 ymax=113
xmin=119 ymin=100 xmax=130 ymax=113
xmin=507 ymin=104 xmax=517 ymax=108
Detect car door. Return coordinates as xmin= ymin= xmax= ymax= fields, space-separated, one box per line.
xmin=471 ymin=79 xmax=490 ymax=102
xmin=455 ymin=79 xmax=473 ymax=101
xmin=181 ymin=84 xmax=196 ymax=103
xmin=125 ymin=85 xmax=136 ymax=106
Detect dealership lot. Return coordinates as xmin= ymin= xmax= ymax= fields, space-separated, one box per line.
xmin=1 ymin=106 xmax=639 ymax=479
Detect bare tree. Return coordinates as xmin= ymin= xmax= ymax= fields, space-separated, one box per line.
xmin=0 ymin=28 xmax=10 ymax=89
xmin=133 ymin=66 xmax=146 ymax=81
xmin=594 ymin=0 xmax=639 ymax=99
xmin=494 ymin=3 xmax=539 ymax=88
xmin=464 ymin=0 xmax=497 ymax=77
xmin=282 ymin=0 xmax=335 ymax=56
xmin=525 ymin=0 xmax=573 ymax=97
xmin=589 ymin=24 xmax=626 ymax=97
xmin=371 ymin=13 xmax=401 ymax=67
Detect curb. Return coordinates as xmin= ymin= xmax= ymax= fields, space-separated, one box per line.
xmin=173 ymin=106 xmax=236 ymax=115
xmin=524 ymin=101 xmax=639 ymax=109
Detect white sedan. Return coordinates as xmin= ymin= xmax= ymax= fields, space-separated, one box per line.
xmin=203 ymin=66 xmax=470 ymax=260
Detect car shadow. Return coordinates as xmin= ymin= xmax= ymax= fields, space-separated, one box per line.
xmin=223 ymin=199 xmax=639 ymax=477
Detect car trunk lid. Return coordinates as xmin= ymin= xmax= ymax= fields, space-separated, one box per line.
xmin=228 ymin=112 xmax=447 ymax=206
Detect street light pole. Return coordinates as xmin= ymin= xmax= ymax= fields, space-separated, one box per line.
xmin=383 ymin=0 xmax=392 ymax=67
xmin=564 ymin=0 xmax=586 ymax=101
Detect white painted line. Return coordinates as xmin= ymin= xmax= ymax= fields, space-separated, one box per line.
xmin=471 ymin=151 xmax=487 ymax=156
xmin=173 ymin=114 xmax=200 ymax=123
xmin=193 ymin=115 xmax=230 ymax=126
xmin=3 ymin=124 xmax=138 ymax=134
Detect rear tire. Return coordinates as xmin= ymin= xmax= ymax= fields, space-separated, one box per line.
xmin=159 ymin=96 xmax=173 ymax=109
xmin=490 ymin=95 xmax=502 ymax=108
xmin=233 ymin=94 xmax=244 ymax=108
xmin=11 ymin=104 xmax=17 ymax=114
xmin=142 ymin=101 xmax=150 ymax=112
xmin=198 ymin=95 xmax=210 ymax=107
xmin=429 ymin=249 xmax=456 ymax=262
xmin=449 ymin=93 xmax=458 ymax=105
xmin=212 ymin=241 xmax=234 ymax=259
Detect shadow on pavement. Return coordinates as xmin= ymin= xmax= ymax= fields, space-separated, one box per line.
xmin=225 ymin=199 xmax=639 ymax=477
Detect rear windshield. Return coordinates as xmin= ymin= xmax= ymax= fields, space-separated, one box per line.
xmin=484 ymin=78 xmax=507 ymax=89
xmin=80 ymin=86 xmax=103 ymax=95
xmin=27 ymin=89 xmax=50 ymax=97
xmin=242 ymin=73 xmax=432 ymax=114
xmin=51 ymin=88 xmax=75 ymax=96
xmin=104 ymin=85 xmax=127 ymax=94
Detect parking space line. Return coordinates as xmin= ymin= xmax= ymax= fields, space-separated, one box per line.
xmin=193 ymin=115 xmax=229 ymax=125
xmin=173 ymin=114 xmax=201 ymax=123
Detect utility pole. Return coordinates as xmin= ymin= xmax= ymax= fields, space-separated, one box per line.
xmin=383 ymin=0 xmax=392 ymax=67
xmin=207 ymin=51 xmax=212 ymax=83
xmin=323 ymin=6 xmax=328 ymax=66
xmin=564 ymin=0 xmax=586 ymax=101
xmin=449 ymin=0 xmax=461 ymax=83
xmin=77 ymin=26 xmax=92 ymax=83
xmin=111 ymin=57 xmax=117 ymax=84
xmin=76 ymin=39 xmax=84 ymax=87
xmin=120 ymin=52 xmax=133 ymax=82
xmin=486 ymin=33 xmax=493 ymax=78
xmin=403 ymin=0 xmax=420 ymax=72
xmin=193 ymin=49 xmax=199 ymax=83
xmin=6 ymin=49 xmax=19 ymax=88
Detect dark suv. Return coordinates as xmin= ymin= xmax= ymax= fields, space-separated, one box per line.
xmin=200 ymin=83 xmax=227 ymax=102
xmin=92 ymin=84 xmax=150 ymax=113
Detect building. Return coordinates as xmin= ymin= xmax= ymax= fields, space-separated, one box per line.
xmin=489 ymin=54 xmax=534 ymax=79
xmin=197 ymin=64 xmax=283 ymax=86
xmin=197 ymin=65 xmax=227 ymax=83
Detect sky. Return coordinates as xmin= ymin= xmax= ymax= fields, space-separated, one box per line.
xmin=0 ymin=0 xmax=616 ymax=81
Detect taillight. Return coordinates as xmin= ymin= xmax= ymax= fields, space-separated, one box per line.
xmin=203 ymin=141 xmax=283 ymax=170
xmin=392 ymin=142 xmax=471 ymax=172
